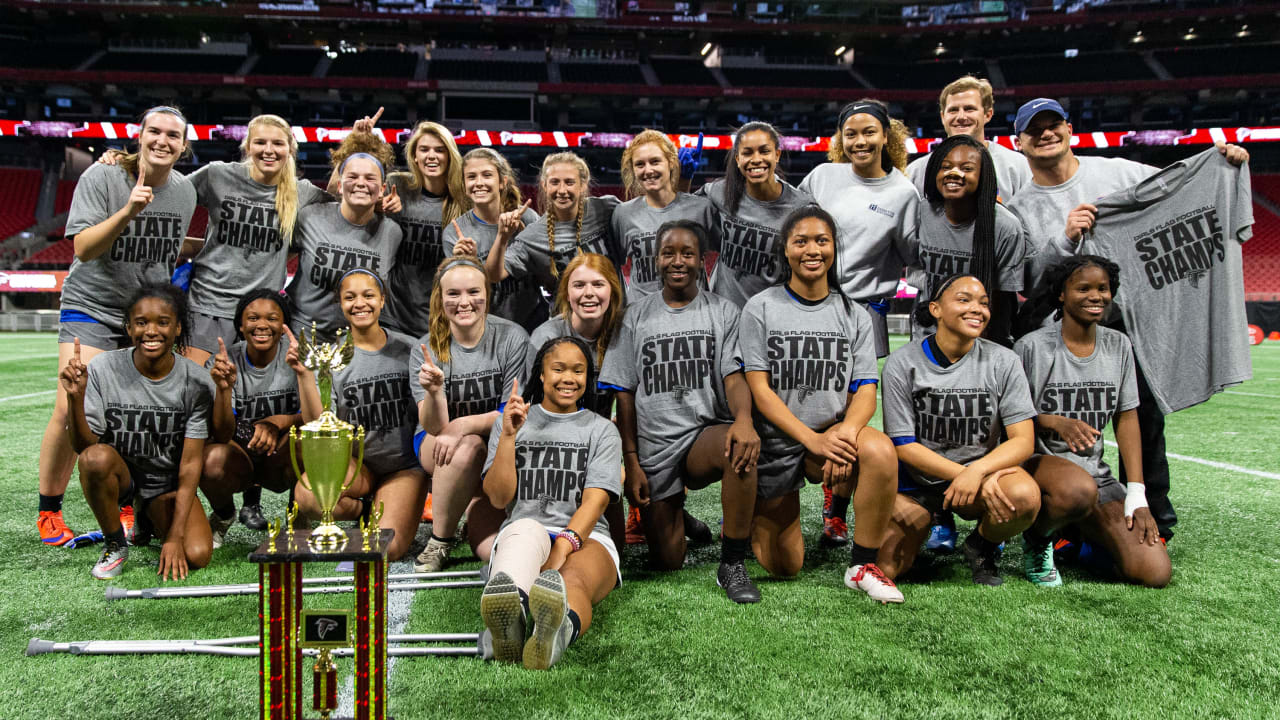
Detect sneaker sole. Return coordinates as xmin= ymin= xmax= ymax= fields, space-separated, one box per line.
xmin=479 ymin=573 xmax=525 ymax=664
xmin=42 ymin=533 xmax=74 ymax=546
xmin=524 ymin=570 xmax=567 ymax=670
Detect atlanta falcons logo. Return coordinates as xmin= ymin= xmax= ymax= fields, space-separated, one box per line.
xmin=797 ymin=385 xmax=819 ymax=404
xmin=1188 ymin=269 xmax=1208 ymax=288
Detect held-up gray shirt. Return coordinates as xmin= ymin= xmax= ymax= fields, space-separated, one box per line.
xmin=906 ymin=140 xmax=1032 ymax=203
xmin=696 ymin=178 xmax=814 ymax=307
xmin=610 ymin=192 xmax=717 ymax=302
xmin=1015 ymin=323 xmax=1138 ymax=482
xmin=484 ymin=405 xmax=623 ymax=539
xmin=740 ymin=287 xmax=880 ymax=459
xmin=187 ymin=162 xmax=329 ymax=319
xmin=210 ymin=337 xmax=300 ymax=425
xmin=288 ymin=203 xmax=402 ymax=339
xmin=1080 ymin=148 xmax=1254 ymax=413
xmin=409 ymin=315 xmax=531 ymax=422
xmin=84 ymin=349 xmax=214 ymax=498
xmin=332 ymin=330 xmax=419 ymax=477
xmin=1006 ymin=155 xmax=1156 ymax=295
xmin=382 ymin=172 xmax=447 ymax=337
xmin=63 ymin=163 xmax=197 ymax=330
xmin=598 ymin=290 xmax=742 ymax=501
xmin=506 ymin=196 xmax=623 ymax=297
xmin=882 ymin=337 xmax=1036 ymax=490
xmin=913 ymin=201 xmax=1030 ymax=296
xmin=444 ymin=208 xmax=542 ymax=327
xmin=798 ymin=163 xmax=919 ymax=301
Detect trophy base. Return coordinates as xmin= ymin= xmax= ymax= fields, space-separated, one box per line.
xmin=308 ymin=525 xmax=349 ymax=553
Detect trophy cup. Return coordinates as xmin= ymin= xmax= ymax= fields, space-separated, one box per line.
xmin=288 ymin=324 xmax=366 ymax=552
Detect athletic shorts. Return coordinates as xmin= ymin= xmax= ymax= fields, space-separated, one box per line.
xmin=187 ymin=311 xmax=237 ymax=354
xmin=755 ymin=448 xmax=807 ymax=500
xmin=898 ymin=470 xmax=947 ymax=517
xmin=1096 ymin=474 xmax=1126 ymax=506
xmin=492 ymin=522 xmax=622 ymax=588
xmin=58 ymin=317 xmax=131 ymax=351
xmin=855 ymin=299 xmax=890 ymax=359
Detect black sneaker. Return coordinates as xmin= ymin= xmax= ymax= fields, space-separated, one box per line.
xmin=961 ymin=533 xmax=1004 ymax=587
xmin=239 ymin=504 xmax=268 ymax=531
xmin=716 ymin=561 xmax=761 ymax=604
xmin=684 ymin=511 xmax=713 ymax=545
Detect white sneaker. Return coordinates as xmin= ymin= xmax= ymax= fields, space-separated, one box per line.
xmin=843 ymin=563 xmax=904 ymax=604
xmin=209 ymin=512 xmax=235 ymax=550
xmin=414 ymin=537 xmax=454 ymax=573
xmin=524 ymin=569 xmax=572 ymax=670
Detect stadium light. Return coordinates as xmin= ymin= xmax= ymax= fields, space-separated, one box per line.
xmin=1130 ymin=30 xmax=1145 ymax=44
xmin=1183 ymin=27 xmax=1198 ymax=40
xmin=1236 ymin=24 xmax=1250 ymax=38
xmin=933 ymin=43 xmax=946 ymax=56
xmin=834 ymin=45 xmax=846 ymax=56
xmin=700 ymin=42 xmax=713 ymax=57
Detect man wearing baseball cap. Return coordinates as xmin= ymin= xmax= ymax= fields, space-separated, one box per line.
xmin=1007 ymin=97 xmax=1249 ymax=545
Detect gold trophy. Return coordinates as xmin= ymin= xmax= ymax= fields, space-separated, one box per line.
xmin=288 ymin=325 xmax=366 ymax=552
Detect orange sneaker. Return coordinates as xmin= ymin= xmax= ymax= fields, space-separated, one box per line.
xmin=421 ymin=493 xmax=434 ymax=522
xmin=119 ymin=505 xmax=136 ymax=538
xmin=625 ymin=506 xmax=646 ymax=545
xmin=39 ymin=510 xmax=75 ymax=546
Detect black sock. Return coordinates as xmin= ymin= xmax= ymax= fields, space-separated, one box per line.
xmin=105 ymin=527 xmax=127 ymax=547
xmin=429 ymin=533 xmax=453 ymax=545
xmin=849 ymin=541 xmax=878 ymax=567
xmin=39 ymin=493 xmax=64 ymax=513
xmin=966 ymin=530 xmax=999 ymax=554
xmin=566 ymin=609 xmax=581 ymax=645
xmin=212 ymin=502 xmax=236 ymax=520
xmin=826 ymin=494 xmax=851 ymax=520
xmin=1023 ymin=528 xmax=1053 ymax=547
xmin=518 ymin=588 xmax=530 ymax=616
xmin=720 ymin=535 xmax=750 ymax=565
xmin=242 ymin=485 xmax=262 ymax=508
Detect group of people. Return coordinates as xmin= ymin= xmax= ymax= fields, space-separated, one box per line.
xmin=36 ymin=74 xmax=1250 ymax=670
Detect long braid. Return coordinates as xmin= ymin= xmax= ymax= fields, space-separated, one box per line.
xmin=547 ymin=211 xmax=558 ymax=278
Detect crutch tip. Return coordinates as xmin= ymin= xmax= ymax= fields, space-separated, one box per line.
xmin=26 ymin=638 xmax=54 ymax=656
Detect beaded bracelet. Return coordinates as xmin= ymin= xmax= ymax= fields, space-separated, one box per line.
xmin=556 ymin=529 xmax=583 ymax=553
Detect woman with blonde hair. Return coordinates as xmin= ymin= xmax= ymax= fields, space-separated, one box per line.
xmin=612 ymin=130 xmax=716 ymax=302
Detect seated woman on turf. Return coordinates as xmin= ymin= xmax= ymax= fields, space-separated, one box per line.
xmin=529 ymin=252 xmax=631 ymax=548
xmin=1014 ymin=256 xmax=1170 ymax=588
xmin=600 ymin=220 xmax=759 ymax=597
xmin=291 ymin=269 xmax=425 ymax=562
xmin=409 ymin=256 xmax=531 ymax=572
xmin=201 ymin=289 xmax=302 ymax=547
xmin=62 ymin=283 xmax=215 ymax=580
xmin=741 ymin=205 xmax=901 ymax=604
xmin=479 ymin=336 xmax=622 ymax=669
xmin=878 ymin=275 xmax=1042 ymax=586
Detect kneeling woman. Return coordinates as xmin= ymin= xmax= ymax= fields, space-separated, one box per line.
xmin=201 ymin=289 xmax=302 ymax=546
xmin=1014 ymin=256 xmax=1170 ymax=588
xmin=879 ymin=275 xmax=1044 ymax=586
xmin=62 ymin=284 xmax=215 ymax=580
xmin=291 ymin=269 xmax=425 ymax=562
xmin=479 ymin=336 xmax=622 ymax=669
xmin=741 ymin=206 xmax=901 ymax=603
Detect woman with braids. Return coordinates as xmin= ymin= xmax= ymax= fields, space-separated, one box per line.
xmin=291 ymin=269 xmax=425 ymax=562
xmin=695 ymin=121 xmax=813 ymax=308
xmin=200 ymin=289 xmax=302 ymax=545
xmin=478 ymin=336 xmax=622 ymax=669
xmin=799 ymin=99 xmax=917 ymax=359
xmin=61 ymin=284 xmax=215 ymax=580
xmin=39 ymin=106 xmax=197 ymax=548
xmin=409 ymin=256 xmax=531 ymax=572
xmin=382 ymin=121 xmax=468 ymax=338
xmin=444 ymin=148 xmax=541 ymax=327
xmin=288 ymin=129 xmax=402 ymax=342
xmin=1014 ymin=256 xmax=1170 ymax=588
xmin=484 ymin=152 xmax=623 ymax=331
xmin=613 ymin=130 xmax=717 ymax=302
xmin=913 ymin=134 xmax=1030 ymax=346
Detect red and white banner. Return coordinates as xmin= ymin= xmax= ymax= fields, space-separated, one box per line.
xmin=2 ymin=120 xmax=1278 ymax=152
xmin=0 ymin=270 xmax=66 ymax=293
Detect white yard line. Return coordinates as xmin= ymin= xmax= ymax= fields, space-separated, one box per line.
xmin=0 ymin=389 xmax=55 ymax=403
xmin=1104 ymin=441 xmax=1280 ymax=481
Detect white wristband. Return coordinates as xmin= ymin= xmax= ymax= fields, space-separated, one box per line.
xmin=1124 ymin=482 xmax=1148 ymax=518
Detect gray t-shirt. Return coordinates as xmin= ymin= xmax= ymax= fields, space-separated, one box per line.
xmin=610 ymin=192 xmax=717 ymax=303
xmin=84 ymin=349 xmax=214 ymax=498
xmin=914 ymin=201 xmax=1030 ymax=296
xmin=696 ymin=178 xmax=814 ymax=308
xmin=882 ymin=337 xmax=1036 ymax=489
xmin=332 ymin=330 xmax=419 ymax=477
xmin=1015 ymin=323 xmax=1138 ymax=482
xmin=598 ymin=290 xmax=742 ymax=501
xmin=528 ymin=314 xmax=632 ymax=416
xmin=506 ymin=195 xmax=623 ymax=297
xmin=740 ymin=286 xmax=879 ymax=459
xmin=409 ymin=315 xmax=531 ymax=421
xmin=906 ymin=140 xmax=1032 ymax=203
xmin=187 ymin=161 xmax=329 ymax=319
xmin=209 ymin=337 xmax=300 ymax=425
xmin=1080 ymin=148 xmax=1254 ymax=414
xmin=287 ymin=203 xmax=402 ymax=339
xmin=63 ymin=163 xmax=197 ymax=330
xmin=798 ymin=163 xmax=919 ymax=301
xmin=443 ymin=207 xmax=543 ymax=327
xmin=1006 ymin=155 xmax=1156 ymax=295
xmin=484 ymin=404 xmax=622 ymax=539
xmin=382 ymin=172 xmax=447 ymax=337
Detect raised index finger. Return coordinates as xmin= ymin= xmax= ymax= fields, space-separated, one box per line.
xmin=420 ymin=344 xmax=436 ymax=368
xmin=217 ymin=336 xmax=228 ymax=356
xmin=73 ymin=337 xmax=81 ymax=362
xmin=509 ymin=378 xmax=520 ymax=401
xmin=370 ymin=106 xmax=384 ymax=127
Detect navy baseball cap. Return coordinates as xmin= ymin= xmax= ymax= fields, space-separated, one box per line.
xmin=1014 ymin=98 xmax=1068 ymax=135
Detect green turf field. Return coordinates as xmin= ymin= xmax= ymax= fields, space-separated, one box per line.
xmin=4 ymin=331 xmax=1279 ymax=720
